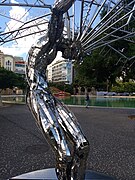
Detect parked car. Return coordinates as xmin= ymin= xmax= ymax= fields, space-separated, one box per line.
xmin=107 ymin=92 xmax=117 ymax=96
xmin=118 ymin=92 xmax=129 ymax=96
xmin=97 ymin=91 xmax=108 ymax=96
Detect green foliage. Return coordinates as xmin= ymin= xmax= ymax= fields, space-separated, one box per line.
xmin=0 ymin=67 xmax=27 ymax=91
xmin=74 ymin=48 xmax=122 ymax=90
xmin=111 ymin=82 xmax=135 ymax=93
xmin=74 ymin=42 xmax=135 ymax=90
xmin=72 ymin=1 xmax=135 ymax=91
xmin=48 ymin=82 xmax=73 ymax=94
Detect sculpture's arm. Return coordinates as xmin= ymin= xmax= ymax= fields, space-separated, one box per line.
xmin=53 ymin=0 xmax=75 ymax=12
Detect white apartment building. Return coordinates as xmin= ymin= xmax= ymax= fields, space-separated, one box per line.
xmin=47 ymin=52 xmax=73 ymax=84
xmin=52 ymin=59 xmax=72 ymax=84
xmin=47 ymin=63 xmax=52 ymax=82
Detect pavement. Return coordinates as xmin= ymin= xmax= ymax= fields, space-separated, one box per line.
xmin=0 ymin=104 xmax=135 ymax=180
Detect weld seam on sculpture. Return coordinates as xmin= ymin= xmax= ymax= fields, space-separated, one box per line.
xmin=26 ymin=0 xmax=89 ymax=179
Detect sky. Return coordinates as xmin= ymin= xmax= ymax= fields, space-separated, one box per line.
xmin=0 ymin=0 xmax=102 ymax=61
xmin=0 ymin=0 xmax=55 ymax=60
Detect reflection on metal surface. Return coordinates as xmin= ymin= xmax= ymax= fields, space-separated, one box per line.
xmin=26 ymin=1 xmax=89 ymax=179
xmin=25 ymin=0 xmax=135 ymax=179
xmin=26 ymin=68 xmax=89 ymax=179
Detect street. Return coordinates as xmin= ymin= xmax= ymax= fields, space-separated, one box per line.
xmin=0 ymin=104 xmax=135 ymax=180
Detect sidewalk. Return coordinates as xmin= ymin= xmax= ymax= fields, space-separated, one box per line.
xmin=0 ymin=104 xmax=135 ymax=180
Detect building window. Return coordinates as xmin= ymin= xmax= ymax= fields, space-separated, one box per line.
xmin=6 ymin=60 xmax=12 ymax=71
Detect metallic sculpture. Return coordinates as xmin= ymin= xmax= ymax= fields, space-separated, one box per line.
xmin=0 ymin=0 xmax=135 ymax=179
xmin=26 ymin=1 xmax=90 ymax=179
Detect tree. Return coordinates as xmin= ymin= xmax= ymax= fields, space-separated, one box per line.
xmin=0 ymin=67 xmax=27 ymax=105
xmin=73 ymin=2 xmax=135 ymax=91
xmin=74 ymin=42 xmax=135 ymax=91
xmin=74 ymin=48 xmax=120 ymax=90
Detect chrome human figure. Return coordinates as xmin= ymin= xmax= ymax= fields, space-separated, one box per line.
xmin=26 ymin=0 xmax=89 ymax=179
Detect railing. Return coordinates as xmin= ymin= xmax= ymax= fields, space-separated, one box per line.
xmin=1 ymin=95 xmax=26 ymax=104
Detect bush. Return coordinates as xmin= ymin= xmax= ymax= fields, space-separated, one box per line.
xmin=48 ymin=82 xmax=74 ymax=94
xmin=111 ymin=82 xmax=135 ymax=93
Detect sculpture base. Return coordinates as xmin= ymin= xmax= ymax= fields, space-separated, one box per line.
xmin=11 ymin=168 xmax=114 ymax=179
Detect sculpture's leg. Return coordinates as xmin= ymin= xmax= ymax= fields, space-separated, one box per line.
xmin=27 ymin=89 xmax=73 ymax=179
xmin=26 ymin=65 xmax=89 ymax=179
xmin=56 ymin=101 xmax=89 ymax=179
xmin=27 ymin=87 xmax=89 ymax=180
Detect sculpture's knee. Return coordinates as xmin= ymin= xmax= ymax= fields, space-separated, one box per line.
xmin=76 ymin=139 xmax=89 ymax=159
xmin=57 ymin=150 xmax=73 ymax=165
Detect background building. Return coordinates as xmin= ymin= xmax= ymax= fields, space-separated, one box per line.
xmin=47 ymin=52 xmax=73 ymax=84
xmin=0 ymin=50 xmax=4 ymax=67
xmin=47 ymin=64 xmax=52 ymax=82
xmin=4 ymin=54 xmax=15 ymax=71
xmin=52 ymin=59 xmax=72 ymax=84
xmin=14 ymin=56 xmax=26 ymax=75
xmin=0 ymin=50 xmax=26 ymax=75
xmin=1 ymin=50 xmax=73 ymax=83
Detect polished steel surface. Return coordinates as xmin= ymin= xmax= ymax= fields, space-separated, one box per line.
xmin=26 ymin=1 xmax=89 ymax=179
xmin=0 ymin=0 xmax=134 ymax=179
xmin=25 ymin=1 xmax=135 ymax=179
